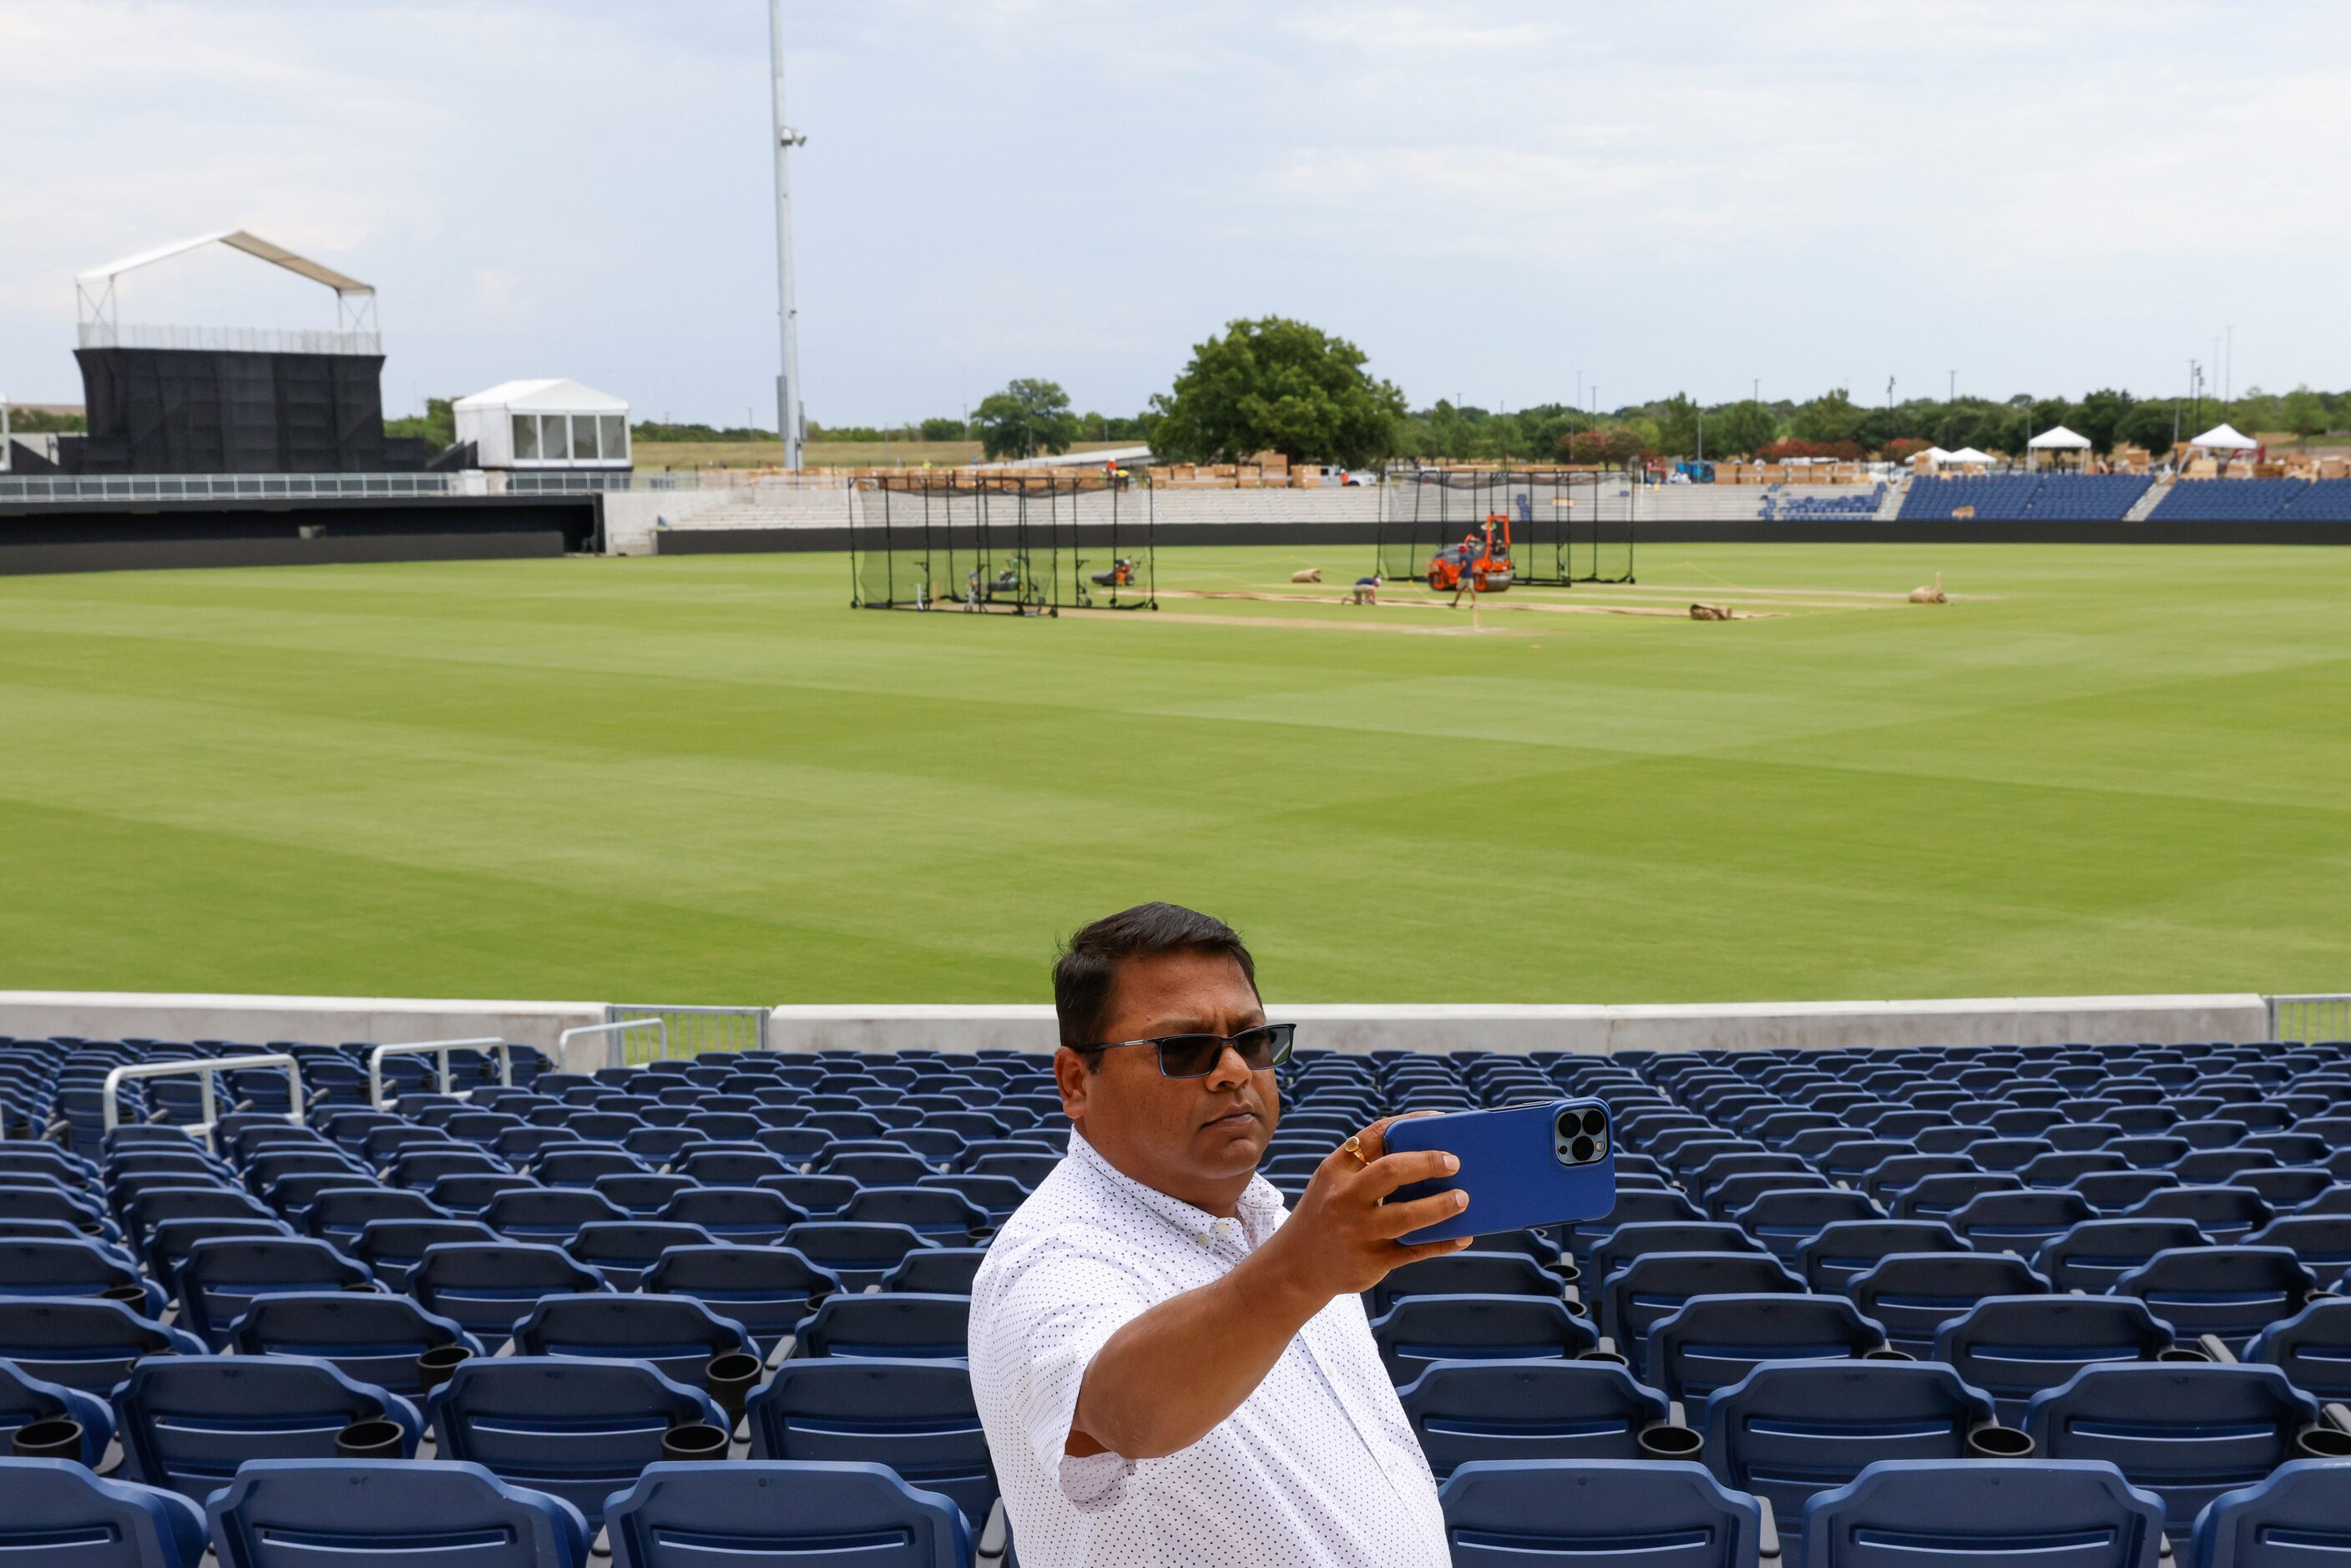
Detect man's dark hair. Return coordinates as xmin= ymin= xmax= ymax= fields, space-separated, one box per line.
xmin=1054 ymin=903 xmax=1259 ymax=1064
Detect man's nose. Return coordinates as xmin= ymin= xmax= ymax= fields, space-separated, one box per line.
xmin=1204 ymin=1043 xmax=1252 ymax=1090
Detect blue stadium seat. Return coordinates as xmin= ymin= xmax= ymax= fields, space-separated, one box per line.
xmin=352 ymin=1216 xmax=499 ymax=1290
xmin=604 ymin=1460 xmax=973 ymax=1568
xmin=174 ymin=1234 xmax=374 ymax=1349
xmin=1590 ymin=1222 xmax=1763 ymax=1286
xmin=1648 ymin=1293 xmax=1891 ymax=1404
xmin=0 ymin=1457 xmax=209 ymax=1568
xmin=509 ymin=1293 xmax=757 ymax=1393
xmin=1701 ymin=1360 xmax=2003 ymax=1555
xmin=662 ymin=1187 xmax=809 ymax=1248
xmin=1734 ymin=1190 xmax=1885 ymax=1265
xmin=644 ymin=1243 xmax=841 ymax=1357
xmin=0 ymin=1354 xmax=114 ymax=1465
xmin=305 ymin=1186 xmax=450 ymax=1251
xmin=1891 ymin=1172 xmax=2025 ymax=1222
xmin=1600 ymin=1252 xmax=1805 ymax=1377
xmin=565 ymin=1222 xmax=719 ymax=1292
xmin=412 ymin=1240 xmax=609 ymax=1349
xmin=487 ymin=1186 xmax=629 ymax=1242
xmin=2122 ymin=1186 xmax=2274 ymax=1245
xmin=1798 ymin=1458 xmax=2164 ymax=1568
xmin=0 ymin=1235 xmax=164 ymax=1318
xmin=206 ymin=1458 xmax=589 ymax=1568
xmin=227 ymin=1288 xmax=483 ymax=1398
xmin=428 ymin=1355 xmax=725 ymax=1532
xmin=1936 ymin=1295 xmax=2185 ymax=1424
xmin=0 ymin=1297 xmax=204 ymax=1393
xmin=112 ymin=1353 xmax=422 ymax=1501
xmin=1366 ymin=1249 xmax=1570 ymax=1318
xmin=878 ymin=1246 xmax=986 ymax=1296
xmin=2025 ymin=1363 xmax=2324 ymax=1538
xmin=1371 ymin=1293 xmax=1601 ymax=1384
xmin=780 ymin=1222 xmax=934 ymax=1292
xmin=843 ymin=1186 xmax=991 ymax=1246
xmin=1438 ymin=1459 xmax=1762 ymax=1568
xmin=2190 ymin=1456 xmax=2351 ymax=1568
xmin=2112 ymin=1246 xmax=2317 ymax=1355
xmin=1949 ymin=1189 xmax=2098 ymax=1255
xmin=1796 ymin=1220 xmax=1969 ymax=1295
xmin=2246 ymin=1297 xmax=2351 ymax=1402
xmin=1849 ymin=1252 xmax=2050 ymax=1357
xmin=2030 ymin=1218 xmax=2208 ymax=1292
xmin=1399 ymin=1359 xmax=1673 ymax=1479
xmin=749 ymin=1358 xmax=997 ymax=1532
xmin=795 ymin=1292 xmax=973 ymax=1360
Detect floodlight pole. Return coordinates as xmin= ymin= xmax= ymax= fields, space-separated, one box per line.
xmin=768 ymin=0 xmax=806 ymax=470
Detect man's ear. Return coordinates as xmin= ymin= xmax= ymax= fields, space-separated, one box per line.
xmin=1054 ymin=1045 xmax=1092 ymax=1121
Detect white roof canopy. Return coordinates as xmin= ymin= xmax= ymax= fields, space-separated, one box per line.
xmin=77 ymin=230 xmax=372 ymax=299
xmin=1915 ymin=446 xmax=1953 ymax=462
xmin=2188 ymin=422 xmax=2259 ymax=451
xmin=1938 ymin=447 xmax=1994 ymax=464
xmin=454 ymin=378 xmax=628 ymax=412
xmin=2027 ymin=425 xmax=2092 ymax=450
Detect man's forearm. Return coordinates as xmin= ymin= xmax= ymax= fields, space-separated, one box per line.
xmin=1068 ymin=1237 xmax=1325 ymax=1461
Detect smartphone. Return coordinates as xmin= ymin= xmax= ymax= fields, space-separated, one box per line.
xmin=1380 ymin=1098 xmax=1615 ymax=1245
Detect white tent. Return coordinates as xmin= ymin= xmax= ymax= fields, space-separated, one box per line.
xmin=2027 ymin=426 xmax=2092 ymax=450
xmin=453 ymin=378 xmax=630 ymax=469
xmin=2187 ymin=422 xmax=2259 ymax=452
xmin=1912 ymin=446 xmax=1954 ymax=467
xmin=1943 ymin=447 xmax=1995 ymax=466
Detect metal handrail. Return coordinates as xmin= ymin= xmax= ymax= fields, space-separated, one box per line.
xmin=102 ymin=1054 xmax=303 ymax=1146
xmin=368 ymin=1037 xmax=513 ymax=1110
xmin=557 ymin=1017 xmax=669 ymax=1071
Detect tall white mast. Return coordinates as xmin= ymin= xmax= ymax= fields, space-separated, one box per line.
xmin=768 ymin=0 xmax=806 ymax=468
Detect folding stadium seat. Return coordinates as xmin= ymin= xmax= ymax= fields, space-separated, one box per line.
xmin=750 ymin=1358 xmax=998 ymax=1532
xmin=2244 ymin=1296 xmax=2351 ymax=1403
xmin=113 ymin=1354 xmax=422 ymax=1501
xmin=2019 ymin=1151 xmax=2129 ymax=1190
xmin=651 ymin=1186 xmax=802 ymax=1248
xmin=566 ymin=1221 xmax=719 ymax=1291
xmin=174 ymin=1234 xmax=374 ymax=1350
xmin=482 ymin=1186 xmax=628 ymax=1244
xmin=0 ymin=1295 xmax=205 ymax=1392
xmin=1857 ymin=1154 xmax=1974 ymax=1208
xmin=0 ymin=1234 xmax=164 ymax=1317
xmin=604 ymin=1460 xmax=973 ymax=1568
xmin=2026 ymin=1363 xmax=2330 ymax=1539
xmin=781 ymin=1221 xmax=935 ymax=1292
xmin=1936 ymin=1295 xmax=2192 ymax=1424
xmin=2234 ymin=1168 xmax=2336 ymax=1209
xmin=2027 ymin=1217 xmax=2207 ymax=1292
xmin=348 ymin=1216 xmax=497 ymax=1291
xmin=675 ymin=1147 xmax=794 ymax=1186
xmin=412 ymin=1240 xmax=609 ymax=1350
xmin=1848 ymin=1252 xmax=2049 ymax=1358
xmin=1370 ymin=1294 xmax=1601 ymax=1385
xmin=1948 ymin=1188 xmax=2097 ymax=1255
xmin=306 ymin=1186 xmax=450 ymax=1251
xmin=1398 ymin=1359 xmax=1676 ymax=1481
xmin=1890 ymin=1171 xmax=2023 ymax=1222
xmin=2108 ymin=1135 xmax=2195 ymax=1170
xmin=125 ymin=1183 xmax=270 ymax=1254
xmin=531 ymin=1146 xmax=646 ymax=1187
xmin=509 ymin=1293 xmax=761 ymax=1405
xmin=1806 ymin=1457 xmax=2166 ymax=1567
xmin=227 ymin=1289 xmax=481 ymax=1399
xmin=644 ymin=1244 xmax=842 ymax=1357
xmin=2124 ymin=1185 xmax=2274 ymax=1244
xmin=1707 ymin=1171 xmax=1834 ymax=1223
xmin=1795 ymin=1220 xmax=1968 ymax=1295
xmin=878 ymin=1246 xmax=987 ymax=1297
xmin=2177 ymin=1149 xmax=2282 ymax=1185
xmin=0 ymin=1353 xmax=114 ymax=1465
xmin=0 ymin=1458 xmax=210 ymax=1568
xmin=2190 ymin=1456 xmax=2351 ymax=1568
xmin=1732 ymin=1189 xmax=1883 ymax=1265
xmin=206 ymin=1458 xmax=589 ymax=1568
xmin=1646 ymin=1293 xmax=1892 ymax=1404
xmin=2112 ymin=1246 xmax=2318 ymax=1355
xmin=965 ymin=1151 xmax=1060 ymax=1187
xmin=838 ymin=1185 xmax=991 ymax=1247
xmin=2076 ymin=1168 xmax=2182 ymax=1212
xmin=752 ymin=1126 xmax=833 ymax=1164
xmin=796 ymin=1292 xmax=973 ymax=1361
xmin=916 ymin=1172 xmax=1030 ymax=1225
xmin=1367 ymin=1249 xmax=1572 ymax=1318
xmin=387 ymin=1146 xmax=507 ymax=1190
xmin=761 ymin=1173 xmax=862 ymax=1219
xmin=1590 ymin=1222 xmax=1765 ymax=1287
xmin=1564 ymin=1188 xmax=1707 ymax=1273
xmin=1438 ymin=1458 xmax=1762 ymax=1568
xmin=429 ymin=1355 xmax=725 ymax=1532
xmin=1701 ymin=1362 xmax=2007 ymax=1556
xmin=1600 ymin=1252 xmax=1806 ymax=1378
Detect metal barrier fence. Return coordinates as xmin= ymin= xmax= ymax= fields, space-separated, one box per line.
xmin=559 ymin=1017 xmax=670 ymax=1071
xmin=367 ymin=1038 xmax=514 ymax=1109
xmin=102 ymin=1054 xmax=303 ymax=1146
xmin=2269 ymin=995 xmax=2351 ymax=1042
xmin=0 ymin=472 xmax=454 ymax=503
xmin=604 ymin=1004 xmax=769 ymax=1064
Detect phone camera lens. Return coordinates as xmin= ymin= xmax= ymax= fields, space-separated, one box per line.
xmin=1570 ymin=1135 xmax=1595 ymax=1163
xmin=1580 ymin=1109 xmax=1608 ymax=1137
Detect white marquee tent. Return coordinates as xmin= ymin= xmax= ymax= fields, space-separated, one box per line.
xmin=2026 ymin=425 xmax=2092 ymax=450
xmin=2187 ymin=422 xmax=2260 ymax=452
xmin=453 ymin=379 xmax=630 ymax=470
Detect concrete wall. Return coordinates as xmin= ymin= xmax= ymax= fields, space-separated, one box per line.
xmin=600 ymin=489 xmax=743 ymax=555
xmin=1 ymin=990 xmax=2273 ymax=1060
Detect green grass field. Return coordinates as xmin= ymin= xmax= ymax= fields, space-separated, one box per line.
xmin=1 ymin=544 xmax=2345 ymax=1005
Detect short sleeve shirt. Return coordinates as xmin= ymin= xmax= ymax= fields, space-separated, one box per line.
xmin=968 ymin=1130 xmax=1452 ymax=1568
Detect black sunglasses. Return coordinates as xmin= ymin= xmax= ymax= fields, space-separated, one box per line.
xmin=1076 ymin=1022 xmax=1296 ymax=1079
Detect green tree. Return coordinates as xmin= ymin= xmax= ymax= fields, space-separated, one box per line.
xmin=971 ymin=378 xmax=1077 ymax=461
xmin=1789 ymin=387 xmax=1865 ymax=447
xmin=1149 ymin=316 xmax=1404 ymax=466
xmin=2070 ymin=387 xmax=2136 ymax=454
xmin=919 ymin=416 xmax=965 ymax=441
xmin=1653 ymin=393 xmax=1701 ymax=457
xmin=2118 ymin=400 xmax=2182 ymax=454
xmin=1707 ymin=400 xmax=1779 ymax=458
xmin=2283 ymin=385 xmax=2328 ymax=448
xmin=384 ymin=397 xmax=455 ymax=448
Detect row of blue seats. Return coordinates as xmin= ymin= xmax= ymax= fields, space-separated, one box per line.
xmin=1898 ymin=473 xmax=2151 ymax=522
xmin=2149 ymin=478 xmax=2351 ymax=522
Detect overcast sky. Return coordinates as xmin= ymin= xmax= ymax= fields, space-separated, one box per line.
xmin=7 ymin=1 xmax=2347 ymax=424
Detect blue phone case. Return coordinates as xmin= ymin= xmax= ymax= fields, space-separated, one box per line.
xmin=1380 ymin=1098 xmax=1615 ymax=1244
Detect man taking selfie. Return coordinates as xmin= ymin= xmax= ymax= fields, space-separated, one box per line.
xmin=969 ymin=902 xmax=1472 ymax=1568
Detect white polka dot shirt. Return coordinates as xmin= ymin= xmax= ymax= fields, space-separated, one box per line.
xmin=969 ymin=1130 xmax=1453 ymax=1568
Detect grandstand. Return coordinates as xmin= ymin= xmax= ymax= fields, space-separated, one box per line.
xmin=1900 ymin=473 xmax=2152 ymax=523
xmin=8 ymin=1030 xmax=2351 ymax=1563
